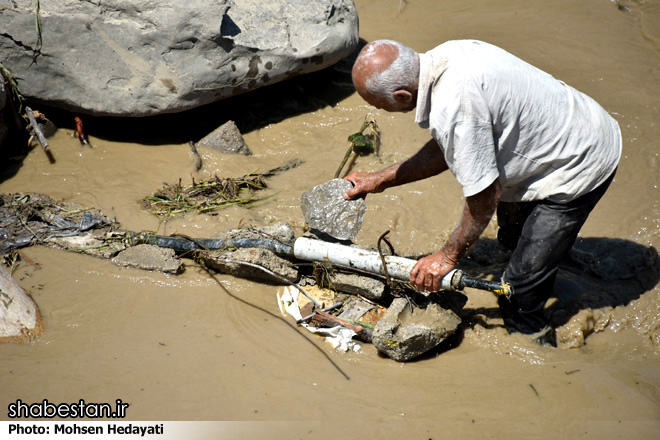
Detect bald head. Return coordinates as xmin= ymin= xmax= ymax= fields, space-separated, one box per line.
xmin=352 ymin=40 xmax=420 ymax=112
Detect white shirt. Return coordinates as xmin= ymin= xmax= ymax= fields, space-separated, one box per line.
xmin=415 ymin=40 xmax=622 ymax=203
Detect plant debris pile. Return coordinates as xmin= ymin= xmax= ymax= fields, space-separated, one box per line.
xmin=142 ymin=159 xmax=304 ymax=217
xmin=143 ymin=175 xmax=268 ymax=216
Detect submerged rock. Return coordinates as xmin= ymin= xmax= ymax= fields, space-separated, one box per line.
xmin=328 ymin=271 xmax=388 ymax=302
xmin=301 ymin=179 xmax=366 ymax=240
xmin=112 ymin=245 xmax=184 ymax=274
xmin=200 ymin=247 xmax=299 ymax=283
xmin=0 ymin=0 xmax=359 ymax=116
xmin=373 ymin=298 xmax=461 ymax=361
xmin=196 ymin=120 xmax=251 ymax=156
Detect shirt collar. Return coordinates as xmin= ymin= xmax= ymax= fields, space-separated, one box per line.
xmin=414 ymin=50 xmax=449 ymax=129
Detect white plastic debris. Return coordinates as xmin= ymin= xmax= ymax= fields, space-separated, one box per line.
xmin=277 ymin=286 xmax=361 ymax=352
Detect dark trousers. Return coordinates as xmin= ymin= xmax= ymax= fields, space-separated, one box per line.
xmin=496 ymin=171 xmax=616 ymax=334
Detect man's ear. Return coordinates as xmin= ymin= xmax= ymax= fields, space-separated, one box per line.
xmin=393 ymin=89 xmax=413 ymax=103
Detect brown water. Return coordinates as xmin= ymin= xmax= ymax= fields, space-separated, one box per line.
xmin=1 ymin=0 xmax=660 ymax=438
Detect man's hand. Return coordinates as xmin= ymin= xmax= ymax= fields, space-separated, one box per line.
xmin=410 ymin=179 xmax=501 ymax=293
xmin=343 ymin=171 xmax=388 ymax=200
xmin=409 ymin=250 xmax=459 ymax=292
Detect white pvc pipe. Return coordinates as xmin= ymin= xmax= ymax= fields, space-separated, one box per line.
xmin=293 ymin=237 xmax=417 ymax=282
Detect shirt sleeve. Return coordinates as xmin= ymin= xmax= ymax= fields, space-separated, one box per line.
xmin=429 ymin=65 xmax=500 ymax=197
xmin=441 ymin=120 xmax=500 ymax=197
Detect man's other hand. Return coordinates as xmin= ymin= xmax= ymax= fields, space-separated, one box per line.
xmin=409 ymin=250 xmax=459 ymax=292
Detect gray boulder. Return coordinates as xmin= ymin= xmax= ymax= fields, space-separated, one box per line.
xmin=200 ymin=247 xmax=299 ymax=284
xmin=301 ymin=179 xmax=366 ymax=241
xmin=373 ymin=298 xmax=461 ymax=361
xmin=328 ymin=271 xmax=388 ymax=301
xmin=0 ymin=0 xmax=359 ymax=116
xmin=196 ymin=120 xmax=251 ymax=155
xmin=0 ymin=265 xmax=43 ymax=343
xmin=112 ymin=244 xmax=184 ymax=274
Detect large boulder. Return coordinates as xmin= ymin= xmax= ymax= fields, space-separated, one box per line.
xmin=0 ymin=0 xmax=359 ymax=116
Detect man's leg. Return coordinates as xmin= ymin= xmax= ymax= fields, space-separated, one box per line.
xmin=496 ymin=201 xmax=536 ymax=251
xmin=497 ymin=173 xmax=616 ymax=335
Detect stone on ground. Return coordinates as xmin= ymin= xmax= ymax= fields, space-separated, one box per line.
xmin=0 ymin=265 xmax=43 ymax=343
xmin=196 ymin=120 xmax=252 ymax=155
xmin=200 ymin=247 xmax=299 ymax=283
xmin=112 ymin=244 xmax=184 ymax=274
xmin=373 ymin=298 xmax=462 ymax=361
xmin=328 ymin=271 xmax=388 ymax=301
xmin=300 ymin=179 xmax=366 ymax=241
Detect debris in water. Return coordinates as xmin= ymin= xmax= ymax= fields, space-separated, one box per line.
xmin=143 ymin=159 xmax=302 ymax=217
xmin=25 ymin=107 xmax=49 ymax=152
xmin=188 ymin=141 xmax=203 ymax=171
xmin=529 ymin=384 xmax=540 ymax=398
xmin=74 ymin=116 xmax=91 ymax=147
xmin=144 ymin=175 xmax=267 ymax=216
xmin=335 ymin=115 xmax=381 ymax=178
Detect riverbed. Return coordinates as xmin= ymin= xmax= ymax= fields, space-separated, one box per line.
xmin=1 ymin=0 xmax=659 ymax=438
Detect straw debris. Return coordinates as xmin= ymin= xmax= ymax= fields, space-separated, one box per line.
xmin=142 ymin=159 xmax=303 ymax=217
xmin=143 ymin=174 xmax=268 ymax=216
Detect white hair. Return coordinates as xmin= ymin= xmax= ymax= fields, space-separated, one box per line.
xmin=358 ymin=40 xmax=419 ymax=104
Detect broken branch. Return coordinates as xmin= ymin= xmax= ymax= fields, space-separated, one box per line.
xmin=25 ymin=106 xmax=49 ymax=152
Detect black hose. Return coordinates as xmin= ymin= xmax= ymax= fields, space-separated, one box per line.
xmin=127 ymin=233 xmax=294 ymax=257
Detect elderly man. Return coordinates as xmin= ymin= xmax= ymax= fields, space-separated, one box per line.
xmin=344 ymin=40 xmax=621 ymax=342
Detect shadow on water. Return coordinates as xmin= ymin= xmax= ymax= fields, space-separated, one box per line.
xmin=24 ymin=42 xmax=364 ymax=145
xmin=0 ymin=39 xmax=367 ymax=182
xmin=458 ymin=237 xmax=660 ymax=329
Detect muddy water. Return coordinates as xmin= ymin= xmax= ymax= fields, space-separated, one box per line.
xmin=1 ymin=0 xmax=660 ymax=437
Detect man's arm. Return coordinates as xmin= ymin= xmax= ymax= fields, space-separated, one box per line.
xmin=410 ymin=179 xmax=501 ymax=292
xmin=344 ymin=138 xmax=447 ymax=199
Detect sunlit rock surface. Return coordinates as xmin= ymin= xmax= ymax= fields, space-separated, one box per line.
xmin=300 ymin=179 xmax=366 ymax=241
xmin=0 ymin=0 xmax=359 ymax=116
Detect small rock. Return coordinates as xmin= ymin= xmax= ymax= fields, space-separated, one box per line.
xmin=338 ymin=297 xmax=375 ymax=321
xmin=200 ymin=247 xmax=299 ymax=283
xmin=300 ymin=179 xmax=366 ymax=241
xmin=328 ymin=271 xmax=388 ymax=301
xmin=112 ymin=244 xmax=184 ymax=274
xmin=196 ymin=120 xmax=251 ymax=156
xmin=373 ymin=298 xmax=461 ymax=361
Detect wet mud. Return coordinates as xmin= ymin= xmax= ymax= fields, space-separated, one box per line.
xmin=1 ymin=0 xmax=659 ymax=438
